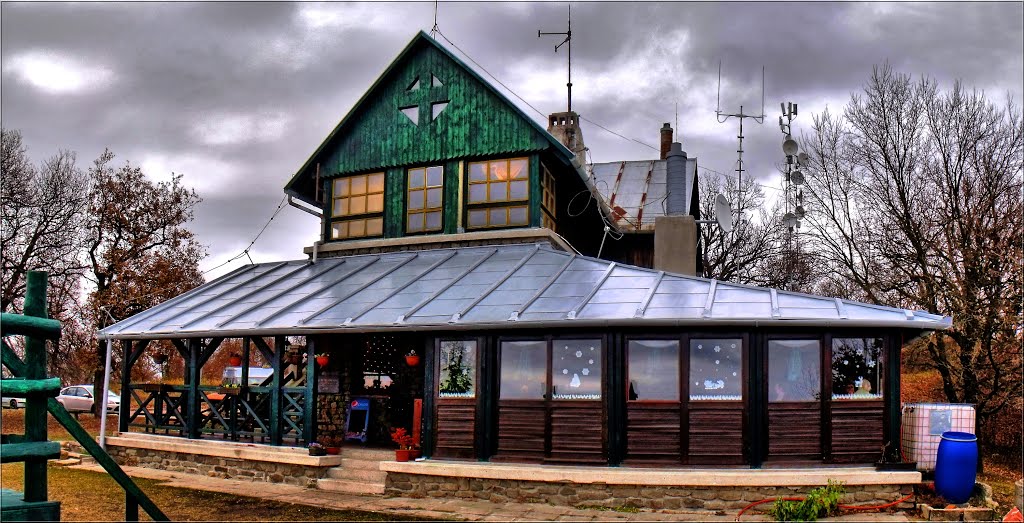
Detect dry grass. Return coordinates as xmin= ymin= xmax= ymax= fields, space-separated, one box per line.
xmin=1 ymin=463 xmax=431 ymax=521
xmin=2 ymin=405 xmax=119 ymax=441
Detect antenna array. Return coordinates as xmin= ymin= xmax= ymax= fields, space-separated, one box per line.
xmin=715 ymin=62 xmax=766 ymax=193
xmin=538 ymin=4 xmax=573 ymax=113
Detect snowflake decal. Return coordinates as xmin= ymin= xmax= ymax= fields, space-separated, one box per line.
xmin=562 ymin=369 xmax=568 ymax=375
xmin=582 ymin=368 xmax=590 ymax=376
xmin=714 ymin=346 xmax=721 ymax=353
xmin=575 ymin=350 xmax=583 ymax=358
xmin=732 ymin=372 xmax=737 ymax=377
xmin=715 ymin=360 xmax=720 ymax=365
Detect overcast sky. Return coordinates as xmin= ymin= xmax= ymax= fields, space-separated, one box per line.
xmin=3 ymin=1 xmax=1022 ymax=280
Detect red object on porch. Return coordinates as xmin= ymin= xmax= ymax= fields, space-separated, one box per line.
xmin=405 ymin=354 xmax=420 ymax=367
xmin=228 ymin=355 xmax=242 ymax=367
xmin=413 ymin=399 xmax=422 ymax=448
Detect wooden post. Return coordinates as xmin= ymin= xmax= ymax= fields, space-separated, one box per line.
xmin=304 ymin=338 xmax=317 ymax=444
xmin=119 ymin=340 xmax=132 ymax=432
xmin=23 ymin=271 xmax=48 ymax=503
xmin=421 ymin=336 xmax=435 ymax=459
xmin=269 ymin=336 xmax=283 ymax=446
xmin=125 ymin=492 xmax=138 ymax=522
xmin=187 ymin=339 xmax=201 ymax=439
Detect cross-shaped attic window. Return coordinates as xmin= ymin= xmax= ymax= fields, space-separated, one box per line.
xmin=399 ymin=73 xmax=448 ymax=126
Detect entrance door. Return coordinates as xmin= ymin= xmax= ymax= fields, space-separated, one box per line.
xmin=765 ymin=338 xmax=823 ymax=461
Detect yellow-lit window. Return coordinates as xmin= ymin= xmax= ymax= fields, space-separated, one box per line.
xmin=541 ymin=166 xmax=556 ymax=231
xmin=407 ymin=166 xmax=443 ymax=233
xmin=466 ymin=157 xmax=529 ymax=229
xmin=330 ymin=172 xmax=385 ymax=240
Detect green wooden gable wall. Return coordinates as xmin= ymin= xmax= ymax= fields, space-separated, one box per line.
xmin=285 ymin=32 xmax=575 ymax=206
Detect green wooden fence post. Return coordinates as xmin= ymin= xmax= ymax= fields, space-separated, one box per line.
xmin=23 ymin=271 xmax=48 ymax=503
xmin=187 ymin=339 xmax=201 ymax=439
xmin=304 ymin=338 xmax=317 ymax=444
xmin=269 ymin=336 xmax=283 ymax=446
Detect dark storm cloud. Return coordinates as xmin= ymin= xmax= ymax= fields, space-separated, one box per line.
xmin=2 ymin=2 xmax=1021 ymax=279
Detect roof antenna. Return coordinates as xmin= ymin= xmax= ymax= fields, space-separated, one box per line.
xmin=538 ymin=3 xmax=573 ymax=113
xmin=430 ymin=0 xmax=439 ymax=38
xmin=715 ymin=62 xmax=766 ymax=195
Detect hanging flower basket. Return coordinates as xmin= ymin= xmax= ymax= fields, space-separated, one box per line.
xmin=315 ymin=354 xmax=329 ymax=367
xmin=152 ymin=353 xmax=168 ymax=365
xmin=228 ymin=354 xmax=242 ymax=367
xmin=405 ymin=350 xmax=420 ymax=367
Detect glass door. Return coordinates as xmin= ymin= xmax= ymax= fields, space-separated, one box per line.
xmin=766 ymin=339 xmax=822 ymax=461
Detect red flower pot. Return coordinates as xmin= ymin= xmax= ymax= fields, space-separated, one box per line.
xmin=395 ymin=449 xmax=412 ymax=462
xmin=228 ymin=356 xmax=242 ymax=367
xmin=405 ymin=355 xmax=420 ymax=367
xmin=316 ymin=356 xmax=329 ymax=367
xmin=325 ymin=447 xmax=341 ymax=455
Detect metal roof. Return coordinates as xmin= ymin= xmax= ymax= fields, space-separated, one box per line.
xmin=589 ymin=158 xmax=698 ymax=231
xmin=99 ymin=244 xmax=951 ymax=340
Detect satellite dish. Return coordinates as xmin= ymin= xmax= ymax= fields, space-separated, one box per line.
xmin=714 ymin=193 xmax=733 ymax=233
xmin=791 ymin=170 xmax=805 ymax=185
xmin=782 ymin=135 xmax=799 ymax=156
xmin=795 ymin=205 xmax=806 ymax=219
xmin=783 ymin=212 xmax=797 ymax=229
xmin=797 ymin=152 xmax=810 ymax=165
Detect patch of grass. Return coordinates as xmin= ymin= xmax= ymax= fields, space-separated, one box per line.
xmin=3 ymin=406 xmax=118 ymax=442
xmin=1 ymin=463 xmax=433 ymax=521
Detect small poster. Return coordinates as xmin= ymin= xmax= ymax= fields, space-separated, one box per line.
xmin=929 ymin=409 xmax=952 ymax=435
xmin=318 ymin=371 xmax=340 ymax=394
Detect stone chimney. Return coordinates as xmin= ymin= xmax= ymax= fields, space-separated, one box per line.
xmin=660 ymin=123 xmax=673 ymax=159
xmin=654 ymin=141 xmax=697 ymax=276
xmin=547 ymin=111 xmax=586 ymax=160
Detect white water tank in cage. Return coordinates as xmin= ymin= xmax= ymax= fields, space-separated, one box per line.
xmin=901 ymin=403 xmax=976 ymax=471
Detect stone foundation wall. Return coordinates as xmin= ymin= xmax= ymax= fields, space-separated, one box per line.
xmin=106 ymin=446 xmax=328 ymax=487
xmin=384 ymin=473 xmax=915 ymax=511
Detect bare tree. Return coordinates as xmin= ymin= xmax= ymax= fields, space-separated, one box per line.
xmin=801 ymin=64 xmax=1024 ymax=430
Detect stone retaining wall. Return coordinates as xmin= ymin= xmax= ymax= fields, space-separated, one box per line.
xmin=384 ymin=473 xmax=916 ymax=511
xmin=105 ymin=446 xmax=328 ymax=487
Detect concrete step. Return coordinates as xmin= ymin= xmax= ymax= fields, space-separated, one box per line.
xmin=339 ymin=456 xmax=388 ymax=471
xmin=326 ymin=466 xmax=387 ymax=483
xmin=316 ymin=478 xmax=384 ymax=496
xmin=52 ymin=458 xmax=81 ymax=467
xmin=340 ymin=447 xmax=394 ymax=461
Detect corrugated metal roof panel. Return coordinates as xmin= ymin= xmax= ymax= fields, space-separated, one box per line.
xmin=99 ymin=244 xmax=952 ymax=339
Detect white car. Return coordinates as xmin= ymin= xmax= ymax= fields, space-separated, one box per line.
xmin=56 ymin=385 xmax=120 ymax=414
xmin=2 ymin=396 xmax=23 ymax=409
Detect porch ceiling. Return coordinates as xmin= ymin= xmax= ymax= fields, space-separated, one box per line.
xmin=99 ymin=243 xmax=951 ymax=339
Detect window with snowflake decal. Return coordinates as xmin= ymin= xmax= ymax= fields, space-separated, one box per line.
xmin=499 ymin=340 xmax=547 ymax=400
xmin=551 ymin=339 xmax=602 ymax=400
xmin=768 ymin=339 xmax=821 ymax=402
xmin=628 ymin=340 xmax=679 ymax=401
xmin=831 ymin=337 xmax=883 ymax=400
xmin=689 ymin=339 xmax=742 ymax=400
xmin=438 ymin=340 xmax=476 ymax=398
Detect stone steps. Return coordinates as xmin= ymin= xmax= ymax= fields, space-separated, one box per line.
xmin=340 ymin=447 xmax=394 ymax=461
xmin=315 ymin=478 xmax=385 ymax=495
xmin=327 ymin=466 xmax=387 ymax=483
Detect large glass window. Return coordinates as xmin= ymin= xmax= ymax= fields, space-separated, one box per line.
xmin=466 ymin=157 xmax=529 ymax=229
xmin=768 ymin=339 xmax=821 ymax=402
xmin=541 ymin=166 xmax=556 ymax=231
xmin=628 ymin=340 xmax=679 ymax=401
xmin=832 ymin=337 xmax=883 ymax=400
xmin=690 ymin=339 xmax=742 ymax=400
xmin=552 ymin=339 xmax=602 ymax=400
xmin=407 ymin=166 xmax=443 ymax=233
xmin=438 ymin=340 xmax=476 ymax=398
xmin=331 ymin=172 xmax=385 ymax=239
xmin=499 ymin=341 xmax=547 ymax=400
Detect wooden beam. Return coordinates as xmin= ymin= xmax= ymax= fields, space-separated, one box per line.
xmin=269 ymin=336 xmax=283 ymax=446
xmin=197 ymin=337 xmax=224 ymax=369
xmin=127 ymin=340 xmax=151 ymax=369
xmin=303 ymin=338 xmax=317 ymax=445
xmin=0 ymin=313 xmax=61 ymax=340
xmin=0 ymin=377 xmax=61 ymax=397
xmin=120 ymin=340 xmax=132 ymax=432
xmin=186 ymin=339 xmax=201 ymax=439
xmin=171 ymin=339 xmax=188 ymax=360
xmin=23 ymin=271 xmax=48 ymax=503
xmin=0 ymin=442 xmax=61 ymax=463
xmin=251 ymin=336 xmax=275 ymax=364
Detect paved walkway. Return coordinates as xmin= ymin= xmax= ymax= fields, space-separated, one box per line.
xmin=70 ymin=463 xmax=912 ymax=521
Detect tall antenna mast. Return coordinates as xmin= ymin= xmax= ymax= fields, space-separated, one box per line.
xmin=538 ymin=4 xmax=573 ymax=112
xmin=430 ymin=0 xmax=439 ymax=38
xmin=716 ymin=62 xmax=766 ymax=193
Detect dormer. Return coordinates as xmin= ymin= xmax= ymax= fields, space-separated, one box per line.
xmin=284 ymin=32 xmax=605 ymax=256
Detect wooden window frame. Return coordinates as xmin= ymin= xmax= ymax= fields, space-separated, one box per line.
xmin=329 ymin=172 xmax=385 ymax=240
xmin=407 ymin=165 xmax=444 ymax=234
xmin=541 ymin=165 xmax=556 ymax=231
xmin=465 ymin=157 xmax=530 ymax=230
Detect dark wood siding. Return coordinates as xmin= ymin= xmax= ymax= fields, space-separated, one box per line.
xmin=830 ymin=400 xmax=884 ymax=463
xmin=768 ymin=402 xmax=821 ymax=460
xmin=625 ymin=403 xmax=681 ymax=465
xmin=492 ymin=400 xmax=545 ymax=462
xmin=547 ymin=401 xmax=605 ymax=465
xmin=433 ymin=399 xmax=476 ymax=459
xmin=689 ymin=401 xmax=744 ymax=464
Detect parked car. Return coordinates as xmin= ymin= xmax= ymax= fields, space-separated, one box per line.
xmin=2 ymin=396 xmax=23 ymax=409
xmin=56 ymin=385 xmax=120 ymax=414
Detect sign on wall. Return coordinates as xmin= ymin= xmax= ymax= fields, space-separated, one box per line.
xmin=318 ymin=371 xmax=340 ymax=394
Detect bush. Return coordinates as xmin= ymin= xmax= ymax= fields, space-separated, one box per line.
xmin=769 ymin=480 xmax=845 ymax=522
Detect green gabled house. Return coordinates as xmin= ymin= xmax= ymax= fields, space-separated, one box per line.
xmin=98 ymin=30 xmax=948 ymax=507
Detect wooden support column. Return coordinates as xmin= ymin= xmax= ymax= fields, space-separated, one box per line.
xmin=422 ymin=336 xmax=436 ymax=459
xmin=119 ymin=340 xmax=133 ymax=432
xmin=186 ymin=339 xmax=201 ymax=439
xmin=303 ymin=337 xmax=317 ymax=445
xmin=606 ymin=332 xmax=626 ymax=466
xmin=270 ymin=336 xmax=284 ymax=446
xmin=885 ymin=332 xmax=903 ymax=454
xmin=23 ymin=271 xmax=48 ymax=502
xmin=241 ymin=337 xmax=250 ymax=387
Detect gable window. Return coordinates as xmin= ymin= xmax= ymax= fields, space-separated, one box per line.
xmin=541 ymin=166 xmax=556 ymax=231
xmin=466 ymin=157 xmax=529 ymax=229
xmin=407 ymin=165 xmax=443 ymax=233
xmin=330 ymin=172 xmax=384 ymax=240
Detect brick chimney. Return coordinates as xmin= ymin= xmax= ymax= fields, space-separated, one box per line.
xmin=660 ymin=123 xmax=673 ymax=159
xmin=547 ymin=111 xmax=586 ymax=160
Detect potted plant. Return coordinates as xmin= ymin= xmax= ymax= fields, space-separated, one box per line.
xmin=315 ymin=353 xmax=330 ymax=367
xmin=228 ymin=353 xmax=242 ymax=367
xmin=391 ymin=427 xmax=417 ymax=462
xmin=308 ymin=442 xmax=326 ymax=456
xmin=405 ymin=350 xmax=420 ymax=367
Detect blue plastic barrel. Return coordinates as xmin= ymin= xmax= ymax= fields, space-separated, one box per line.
xmin=934 ymin=431 xmax=978 ymax=504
